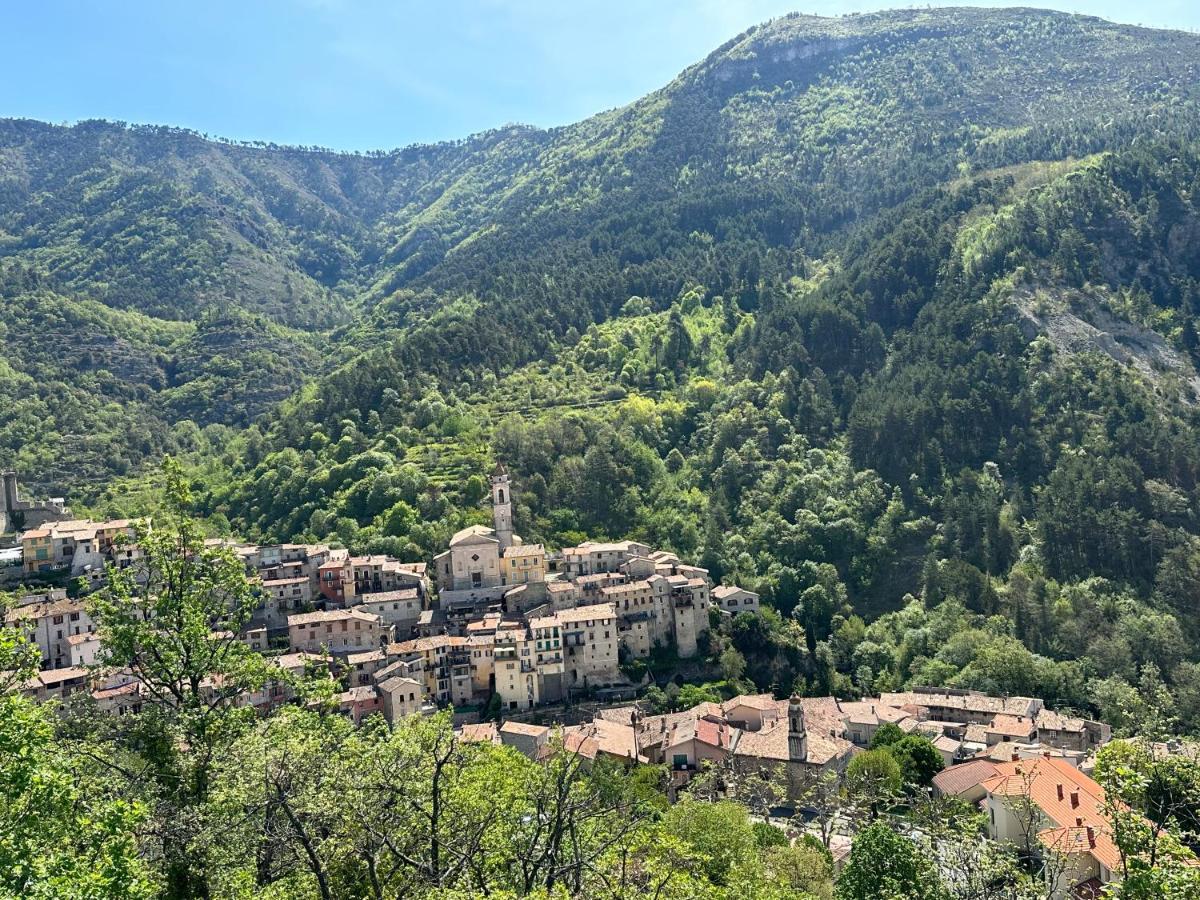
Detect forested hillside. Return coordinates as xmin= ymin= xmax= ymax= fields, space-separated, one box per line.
xmin=7 ymin=8 xmax=1200 ymax=730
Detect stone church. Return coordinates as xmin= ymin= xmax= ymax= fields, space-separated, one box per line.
xmin=433 ymin=467 xmax=546 ymax=611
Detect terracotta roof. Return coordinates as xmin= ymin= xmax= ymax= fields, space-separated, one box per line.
xmin=503 ymin=543 xmax=545 ymax=558
xmin=288 ymin=609 xmax=382 ymax=626
xmin=377 ymin=675 xmax=423 ymax=695
xmin=981 ymin=757 xmax=1123 ymax=870
xmin=555 ymin=603 xmax=616 ymax=624
xmin=34 ymin=666 xmax=90 ymax=686
xmin=989 ymin=714 xmax=1037 ymax=737
xmin=562 ymin=719 xmax=645 ymax=762
xmin=839 ymin=700 xmax=913 ymax=727
xmin=731 ymin=709 xmax=854 ymax=767
xmin=723 ymin=693 xmax=781 ymax=713
xmin=933 ymin=734 xmax=962 ymax=754
xmin=731 ymin=719 xmax=790 ymax=762
xmin=460 ymin=722 xmax=501 ymax=744
xmin=695 ymin=718 xmax=736 ymax=750
xmin=500 ymin=720 xmax=551 ymax=738
xmin=345 ymin=649 xmax=387 ymax=666
xmin=932 ymin=758 xmax=1002 ymax=796
xmin=880 ymin=690 xmax=1040 ymax=718
xmin=357 ymin=588 xmax=420 ymax=604
xmin=1036 ymin=708 xmax=1088 ymax=732
xmin=595 ymin=705 xmax=641 ymax=726
xmin=339 ymin=685 xmax=379 ymax=703
xmin=964 ymin=723 xmax=990 ymax=744
xmin=388 ymin=635 xmax=466 ymax=654
xmin=600 ymin=580 xmax=652 ymax=596
xmin=92 ymin=680 xmax=141 ymax=701
xmin=270 ymin=651 xmax=325 ymax=671
xmin=562 ymin=540 xmax=645 ymax=555
xmin=713 ymin=584 xmax=756 ymax=599
xmin=449 ymin=525 xmax=498 ymax=546
xmin=372 ymin=659 xmax=419 ymax=683
xmin=5 ymin=597 xmax=84 ymax=622
xmin=557 ymin=731 xmax=600 ymax=760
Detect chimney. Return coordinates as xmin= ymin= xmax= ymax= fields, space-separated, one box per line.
xmin=1011 ymin=752 xmax=1020 ymax=762
xmin=1056 ymin=784 xmax=1064 ymax=801
xmin=1086 ymin=826 xmax=1095 ymax=848
xmin=1076 ymin=817 xmax=1083 ymax=827
xmin=1070 ymin=790 xmax=1080 ymax=809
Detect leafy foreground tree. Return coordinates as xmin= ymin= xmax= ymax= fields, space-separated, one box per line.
xmin=14 ymin=465 xmax=1196 ymax=899
xmin=834 ymin=821 xmax=948 ymax=900
xmin=84 ymin=458 xmax=272 ymax=899
xmin=1094 ymin=740 xmax=1200 ymax=898
xmin=0 ymin=610 xmax=152 ymax=899
xmin=844 ymin=749 xmax=902 ymax=821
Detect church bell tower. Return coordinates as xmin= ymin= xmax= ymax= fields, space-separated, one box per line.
xmin=491 ymin=465 xmax=514 ymax=550
xmin=788 ymin=696 xmax=808 ymax=764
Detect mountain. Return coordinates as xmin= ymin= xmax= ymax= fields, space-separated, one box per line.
xmin=5 ymin=7 xmax=1200 ymax=724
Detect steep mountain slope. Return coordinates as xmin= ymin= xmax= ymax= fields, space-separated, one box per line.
xmin=0 ymin=263 xmax=319 ymax=489
xmin=0 ymin=118 xmax=554 ymax=327
xmin=8 ymin=5 xmax=1200 ymax=729
xmin=4 ymin=7 xmax=1199 ymax=495
xmin=286 ymin=7 xmax=1200 ymax=424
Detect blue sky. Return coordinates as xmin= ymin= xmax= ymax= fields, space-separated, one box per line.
xmin=3 ymin=0 xmax=1198 ymax=151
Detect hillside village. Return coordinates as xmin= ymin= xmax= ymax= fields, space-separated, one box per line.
xmin=5 ymin=467 xmax=744 ymax=715
xmin=2 ymin=466 xmax=1179 ymax=900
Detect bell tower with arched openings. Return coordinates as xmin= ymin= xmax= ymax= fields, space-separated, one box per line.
xmin=490 ymin=465 xmax=514 ymax=550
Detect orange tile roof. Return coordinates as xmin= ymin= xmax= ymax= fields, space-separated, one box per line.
xmin=932 ymin=758 xmax=1001 ymax=796
xmin=989 ymin=714 xmax=1037 ymax=737
xmin=388 ymin=635 xmax=467 ymax=654
xmin=981 ymin=757 xmax=1122 ymax=870
xmin=500 ymin=720 xmax=551 ymax=738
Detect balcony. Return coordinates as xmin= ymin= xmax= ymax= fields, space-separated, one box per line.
xmin=671 ymin=591 xmax=695 ymax=609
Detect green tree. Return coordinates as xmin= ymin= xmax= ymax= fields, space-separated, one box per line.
xmin=662 ymin=799 xmax=757 ymax=886
xmin=720 ymin=646 xmax=748 ymax=683
xmin=888 ymin=734 xmax=945 ymax=788
xmin=0 ymin=617 xmax=152 ymax=899
xmin=868 ymin=722 xmax=904 ymax=749
xmin=86 ymin=458 xmax=271 ymax=898
xmin=835 ymin=821 xmax=947 ymax=900
xmin=845 ymin=750 xmax=901 ymax=820
xmin=1094 ymin=740 xmax=1200 ymax=897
